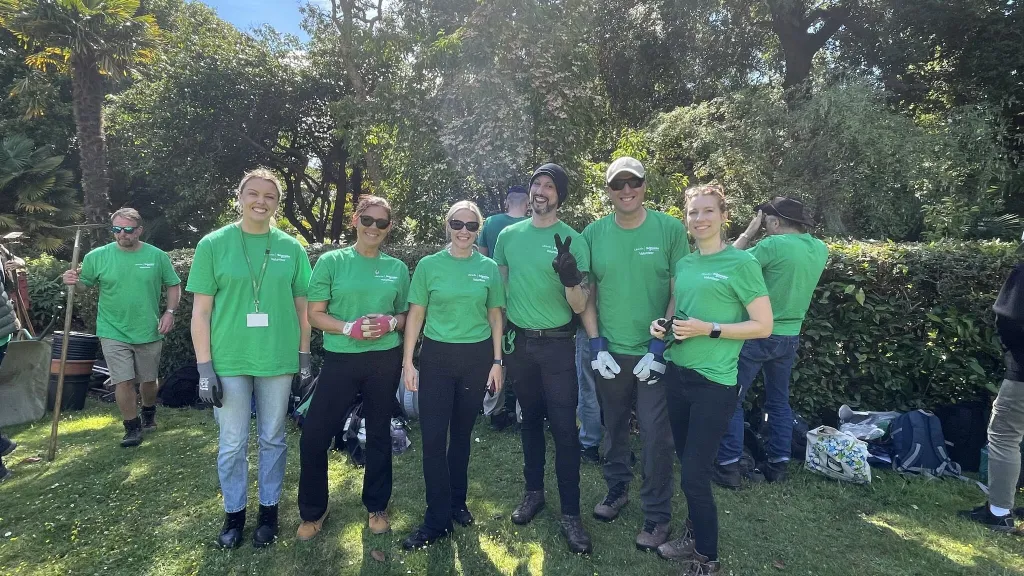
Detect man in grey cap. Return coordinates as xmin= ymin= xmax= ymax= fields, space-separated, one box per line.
xmin=580 ymin=156 xmax=689 ymax=551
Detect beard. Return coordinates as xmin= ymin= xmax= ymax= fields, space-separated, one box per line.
xmin=117 ymin=237 xmax=139 ymax=248
xmin=531 ymin=198 xmax=555 ymax=215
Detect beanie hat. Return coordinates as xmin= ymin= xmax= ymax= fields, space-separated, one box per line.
xmin=530 ymin=163 xmax=569 ymax=207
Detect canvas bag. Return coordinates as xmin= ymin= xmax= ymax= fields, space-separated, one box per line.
xmin=805 ymin=425 xmax=872 ymax=484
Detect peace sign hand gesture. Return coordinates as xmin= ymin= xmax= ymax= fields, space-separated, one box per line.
xmin=552 ymin=233 xmax=583 ymax=287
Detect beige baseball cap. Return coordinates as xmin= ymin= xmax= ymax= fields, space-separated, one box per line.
xmin=605 ymin=156 xmax=646 ymax=184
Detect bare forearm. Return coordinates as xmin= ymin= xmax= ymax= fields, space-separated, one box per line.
xmin=191 ymin=315 xmax=212 ymax=363
xmin=488 ymin=307 xmax=503 ymax=360
xmin=294 ymin=297 xmax=311 ymax=352
xmin=581 ymin=283 xmax=599 ymax=338
xmin=309 ymin=310 xmax=346 ymax=335
xmin=720 ymin=319 xmax=772 ymax=340
xmin=166 ymin=285 xmax=182 ymax=310
xmin=565 ymin=283 xmax=588 ymax=315
xmin=403 ymin=307 xmax=425 ymax=365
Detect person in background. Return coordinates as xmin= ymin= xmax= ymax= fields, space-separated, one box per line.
xmin=189 ymin=169 xmax=313 ymax=549
xmin=714 ymin=196 xmax=828 ymax=487
xmin=479 ymin=184 xmax=529 ymax=432
xmin=63 ymin=208 xmax=181 ymax=448
xmin=401 ymin=200 xmax=505 ymax=549
xmin=0 ymin=242 xmax=25 ymax=481
xmin=651 ymin=183 xmax=772 ymax=575
xmin=297 ymin=195 xmax=409 ymax=541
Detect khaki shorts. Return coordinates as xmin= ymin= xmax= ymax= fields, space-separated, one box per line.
xmin=100 ymin=338 xmax=163 ymax=384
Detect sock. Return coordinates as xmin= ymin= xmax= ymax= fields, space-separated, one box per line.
xmin=990 ymin=504 xmax=1011 ymax=517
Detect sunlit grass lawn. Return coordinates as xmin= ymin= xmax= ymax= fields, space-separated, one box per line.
xmin=1 ymin=400 xmax=1023 ymax=575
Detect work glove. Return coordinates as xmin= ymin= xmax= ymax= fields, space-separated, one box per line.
xmin=590 ymin=337 xmax=621 ymax=380
xmin=197 ymin=361 xmax=222 ymax=408
xmin=299 ymin=351 xmax=312 ymax=380
xmin=342 ymin=315 xmax=397 ymax=340
xmin=552 ymin=234 xmax=583 ymax=288
xmin=633 ymin=338 xmax=668 ymax=385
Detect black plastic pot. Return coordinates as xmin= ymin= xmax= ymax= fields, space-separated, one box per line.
xmin=50 ymin=331 xmax=100 ymax=361
xmin=47 ymin=374 xmax=90 ymax=412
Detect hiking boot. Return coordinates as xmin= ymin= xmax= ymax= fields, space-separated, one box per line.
xmin=711 ymin=462 xmax=741 ymax=489
xmin=511 ymin=490 xmax=546 ymax=525
xmin=402 ymin=525 xmax=452 ymax=550
xmin=656 ymin=519 xmax=694 ymax=561
xmin=0 ymin=461 xmax=11 ymax=482
xmin=593 ymin=481 xmax=629 ymax=521
xmin=0 ymin=434 xmax=16 ymax=457
xmin=121 ymin=418 xmax=143 ymax=448
xmin=685 ymin=551 xmax=722 ymax=575
xmin=959 ymin=503 xmax=1015 ymax=533
xmin=636 ymin=519 xmax=671 ymax=551
xmin=140 ymin=406 xmax=157 ymax=431
xmin=452 ymin=506 xmax=474 ymax=527
xmin=252 ymin=504 xmax=278 ymax=548
xmin=217 ymin=509 xmax=246 ymax=549
xmin=764 ymin=460 xmax=789 ymax=483
xmin=581 ymin=445 xmax=600 ymax=463
xmin=368 ymin=510 xmax=390 ymax=534
xmin=559 ymin=514 xmax=592 ymax=554
xmin=296 ymin=509 xmax=329 ymax=541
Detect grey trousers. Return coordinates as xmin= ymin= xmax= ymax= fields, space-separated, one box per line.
xmin=988 ymin=378 xmax=1024 ymax=510
xmin=595 ymin=353 xmax=675 ymax=523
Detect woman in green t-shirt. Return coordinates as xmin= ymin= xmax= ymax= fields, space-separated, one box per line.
xmin=648 ymin=184 xmax=773 ymax=575
xmin=297 ymin=195 xmax=410 ymax=541
xmin=188 ymin=169 xmax=313 ymax=550
xmin=400 ymin=201 xmax=505 ymax=550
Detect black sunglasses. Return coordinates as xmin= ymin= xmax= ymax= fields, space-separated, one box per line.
xmin=448 ymin=219 xmax=480 ymax=232
xmin=111 ymin=226 xmax=139 ymax=234
xmin=359 ymin=215 xmax=391 ymax=229
xmin=609 ymin=177 xmax=645 ymax=191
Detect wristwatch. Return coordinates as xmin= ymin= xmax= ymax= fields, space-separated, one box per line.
xmin=709 ymin=322 xmax=722 ymax=339
xmin=493 ymin=359 xmax=503 ymax=366
xmin=165 ymin=309 xmax=176 ymax=315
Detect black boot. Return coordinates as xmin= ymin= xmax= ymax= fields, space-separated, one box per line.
xmin=121 ymin=418 xmax=143 ymax=448
xmin=252 ymin=505 xmax=278 ymax=548
xmin=218 ymin=509 xmax=246 ymax=549
xmin=0 ymin=459 xmax=11 ymax=482
xmin=140 ymin=406 xmax=157 ymax=431
xmin=711 ymin=462 xmax=741 ymax=489
xmin=0 ymin=434 xmax=16 ymax=456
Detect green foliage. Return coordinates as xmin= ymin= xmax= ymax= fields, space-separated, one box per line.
xmin=0 ymin=134 xmax=81 ymax=252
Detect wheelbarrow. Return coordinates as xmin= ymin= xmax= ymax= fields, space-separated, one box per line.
xmin=0 ymin=328 xmax=54 ymax=427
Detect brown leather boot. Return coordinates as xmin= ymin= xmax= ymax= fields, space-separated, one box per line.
xmin=656 ymin=518 xmax=694 ymax=561
xmin=685 ymin=551 xmax=722 ymax=575
xmin=635 ymin=519 xmax=671 ymax=551
xmin=592 ymin=481 xmax=628 ymax=521
xmin=559 ymin=514 xmax=593 ymax=555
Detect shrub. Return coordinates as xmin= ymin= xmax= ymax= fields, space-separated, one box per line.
xmin=26 ymin=239 xmax=1018 ymax=412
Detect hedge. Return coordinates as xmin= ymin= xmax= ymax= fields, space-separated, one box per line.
xmin=24 ymin=240 xmax=1020 ymax=415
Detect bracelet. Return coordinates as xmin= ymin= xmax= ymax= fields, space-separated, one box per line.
xmin=165 ymin=309 xmax=176 ymax=315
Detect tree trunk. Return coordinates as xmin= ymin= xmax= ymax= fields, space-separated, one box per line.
xmin=70 ymin=55 xmax=109 ymax=243
xmin=766 ymin=1 xmax=850 ymax=104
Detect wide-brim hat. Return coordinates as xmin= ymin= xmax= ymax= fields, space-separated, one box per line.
xmin=754 ymin=196 xmax=814 ymax=227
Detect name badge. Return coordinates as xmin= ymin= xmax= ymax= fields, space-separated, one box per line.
xmin=247 ymin=313 xmax=269 ymax=328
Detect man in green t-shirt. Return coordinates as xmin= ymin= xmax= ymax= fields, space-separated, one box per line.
xmin=63 ymin=208 xmax=181 ymax=448
xmin=580 ymin=156 xmax=688 ymax=551
xmin=478 ymin=184 xmax=528 ymax=432
xmin=493 ymin=163 xmax=594 ymax=555
xmin=715 ymin=197 xmax=828 ymax=486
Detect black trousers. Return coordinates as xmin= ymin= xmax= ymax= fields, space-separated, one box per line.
xmin=298 ymin=347 xmax=401 ymax=520
xmin=507 ymin=333 xmax=580 ymax=516
xmin=664 ymin=362 xmax=738 ymax=562
xmin=418 ymin=338 xmax=491 ymax=533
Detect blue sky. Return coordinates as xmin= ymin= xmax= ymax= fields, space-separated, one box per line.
xmin=201 ymin=0 xmax=312 ymax=39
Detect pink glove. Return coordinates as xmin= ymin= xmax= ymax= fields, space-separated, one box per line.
xmin=342 ymin=315 xmax=398 ymax=340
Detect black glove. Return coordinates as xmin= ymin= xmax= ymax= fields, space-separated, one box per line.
xmin=552 ymin=233 xmax=583 ymax=287
xmin=197 ymin=361 xmax=222 ymax=408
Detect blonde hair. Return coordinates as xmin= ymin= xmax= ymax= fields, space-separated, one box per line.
xmin=110 ymin=207 xmax=142 ymax=226
xmin=237 ymin=168 xmax=282 ymax=201
xmin=684 ymin=182 xmax=729 ymax=240
xmin=445 ymin=200 xmax=484 ymax=243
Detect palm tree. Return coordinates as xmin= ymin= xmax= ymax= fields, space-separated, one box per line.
xmin=0 ymin=0 xmax=160 ymax=234
xmin=0 ymin=134 xmax=82 ymax=252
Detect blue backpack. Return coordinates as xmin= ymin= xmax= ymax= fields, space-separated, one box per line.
xmin=889 ymin=409 xmax=987 ymax=493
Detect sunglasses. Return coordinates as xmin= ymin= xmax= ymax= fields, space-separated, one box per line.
xmin=359 ymin=215 xmax=391 ymax=229
xmin=111 ymin=226 xmax=139 ymax=234
xmin=448 ymin=219 xmax=480 ymax=232
xmin=609 ymin=177 xmax=645 ymax=191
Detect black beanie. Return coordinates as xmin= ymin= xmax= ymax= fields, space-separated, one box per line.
xmin=530 ymin=163 xmax=569 ymax=207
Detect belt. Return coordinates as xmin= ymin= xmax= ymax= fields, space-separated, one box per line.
xmin=516 ymin=326 xmax=574 ymax=339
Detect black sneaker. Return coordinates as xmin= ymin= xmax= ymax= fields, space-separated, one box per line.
xmin=401 ymin=525 xmax=451 ymax=550
xmin=0 ymin=434 xmax=16 ymax=457
xmin=764 ymin=460 xmax=789 ymax=483
xmin=511 ymin=490 xmax=546 ymax=525
xmin=711 ymin=462 xmax=741 ymax=489
xmin=140 ymin=407 xmax=157 ymax=431
xmin=121 ymin=418 xmax=143 ymax=448
xmin=452 ymin=506 xmax=474 ymax=527
xmin=559 ymin=515 xmax=593 ymax=554
xmin=0 ymin=461 xmax=11 ymax=482
xmin=581 ymin=446 xmax=600 ymax=463
xmin=959 ymin=504 xmax=1015 ymax=533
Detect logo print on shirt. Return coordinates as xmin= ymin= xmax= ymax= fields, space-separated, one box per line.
xmin=635 ymin=246 xmax=660 ymax=256
xmin=375 ymin=271 xmax=399 ymax=283
xmin=136 ymin=263 xmax=156 ymax=270
xmin=702 ymin=272 xmax=729 ymax=282
xmin=270 ymin=253 xmax=292 ymax=263
xmin=469 ymin=273 xmax=490 ymax=283
xmin=542 ymin=244 xmax=557 ymax=255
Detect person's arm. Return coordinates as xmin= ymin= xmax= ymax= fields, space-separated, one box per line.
xmin=581 ymin=281 xmax=600 ymax=338
xmin=158 ymin=284 xmax=182 ymax=335
xmin=565 ymin=277 xmax=589 ymax=315
xmin=294 ymin=296 xmax=311 ymax=353
xmin=393 ymin=312 xmax=407 ymax=332
xmin=671 ymin=295 xmax=773 ymax=340
xmin=191 ymin=293 xmax=214 ymax=363
xmin=733 ymin=211 xmax=764 ymax=250
xmin=664 ymin=278 xmax=676 ymax=318
xmin=308 ymin=300 xmax=347 ymax=335
xmin=402 ymin=304 xmax=425 ymax=366
xmin=487 ymin=306 xmax=504 ymax=393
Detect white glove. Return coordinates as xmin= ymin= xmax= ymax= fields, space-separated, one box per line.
xmin=591 ymin=350 xmax=621 ymax=380
xmin=633 ymin=339 xmax=668 ymax=385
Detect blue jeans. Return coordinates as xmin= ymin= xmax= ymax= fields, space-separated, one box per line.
xmin=214 ymin=374 xmax=292 ymax=513
xmin=716 ymin=335 xmax=800 ymax=465
xmin=575 ymin=327 xmax=602 ymax=450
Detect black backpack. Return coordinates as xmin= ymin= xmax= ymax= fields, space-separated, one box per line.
xmin=889 ymin=409 xmax=988 ymax=493
xmin=158 ymin=365 xmax=199 ymax=408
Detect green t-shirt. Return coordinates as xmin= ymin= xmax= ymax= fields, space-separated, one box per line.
xmin=409 ymin=249 xmax=505 ymax=343
xmin=583 ymin=210 xmax=690 ymax=355
xmin=748 ymin=233 xmax=828 ymax=336
xmin=493 ymin=219 xmax=590 ymax=330
xmin=186 ymin=225 xmax=312 ymax=377
xmin=307 ymin=246 xmax=410 ymax=353
xmin=79 ymin=242 xmax=180 ymax=344
xmin=478 ymin=213 xmax=528 ymax=256
xmin=665 ymin=246 xmax=768 ymax=386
